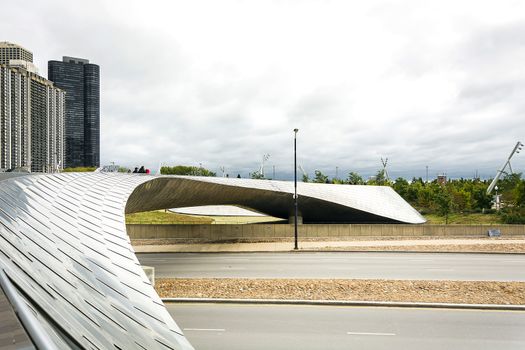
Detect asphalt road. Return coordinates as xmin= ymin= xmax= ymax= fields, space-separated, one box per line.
xmin=167 ymin=303 xmax=525 ymax=350
xmin=137 ymin=252 xmax=525 ymax=281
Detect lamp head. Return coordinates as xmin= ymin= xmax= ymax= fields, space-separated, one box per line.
xmin=294 ymin=128 xmax=299 ymax=133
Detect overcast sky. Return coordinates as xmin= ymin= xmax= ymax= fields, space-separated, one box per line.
xmin=3 ymin=0 xmax=525 ymax=180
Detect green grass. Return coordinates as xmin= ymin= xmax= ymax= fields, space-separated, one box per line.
xmin=126 ymin=210 xmax=213 ymax=224
xmin=128 ymin=210 xmax=503 ymax=226
xmin=424 ymin=213 xmax=502 ymax=225
xmin=62 ymin=167 xmax=97 ymax=172
xmin=126 ymin=210 xmax=286 ymax=225
xmin=208 ymin=216 xmax=286 ymax=224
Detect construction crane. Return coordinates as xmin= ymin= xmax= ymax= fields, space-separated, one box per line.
xmin=381 ymin=157 xmax=390 ymax=181
xmin=156 ymin=162 xmax=164 ymax=175
xmin=259 ymin=154 xmax=270 ymax=177
xmin=298 ymin=164 xmax=308 ymax=181
xmin=251 ymin=154 xmax=271 ymax=179
xmin=487 ymin=141 xmax=523 ymax=195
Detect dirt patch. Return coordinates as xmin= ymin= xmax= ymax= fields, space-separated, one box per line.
xmin=156 ymin=278 xmax=525 ymax=305
xmin=315 ymin=244 xmax=525 ymax=253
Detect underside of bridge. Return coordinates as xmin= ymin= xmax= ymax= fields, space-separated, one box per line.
xmin=126 ymin=176 xmax=425 ymax=224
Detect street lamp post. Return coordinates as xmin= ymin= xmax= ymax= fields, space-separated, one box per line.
xmin=495 ymin=185 xmax=500 ymax=211
xmin=294 ymin=128 xmax=299 ymax=250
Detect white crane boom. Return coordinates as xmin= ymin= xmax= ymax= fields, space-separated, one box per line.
xmin=487 ymin=141 xmax=523 ymax=195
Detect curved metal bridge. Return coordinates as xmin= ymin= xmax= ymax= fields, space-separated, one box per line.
xmin=0 ymin=173 xmax=424 ymax=349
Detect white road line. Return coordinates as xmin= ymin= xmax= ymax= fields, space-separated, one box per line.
xmin=408 ymin=259 xmax=436 ymax=262
xmin=425 ymin=268 xmax=454 ymax=271
xmin=145 ymin=259 xmax=169 ymax=262
xmin=347 ymin=332 xmax=396 ymax=336
xmin=184 ymin=328 xmax=226 ymax=332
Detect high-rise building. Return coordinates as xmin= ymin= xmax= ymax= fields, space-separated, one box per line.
xmin=0 ymin=42 xmax=33 ymax=65
xmin=48 ymin=56 xmax=100 ymax=168
xmin=0 ymin=42 xmax=65 ymax=173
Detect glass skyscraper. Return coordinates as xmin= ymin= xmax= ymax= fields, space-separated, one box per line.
xmin=48 ymin=57 xmax=100 ymax=168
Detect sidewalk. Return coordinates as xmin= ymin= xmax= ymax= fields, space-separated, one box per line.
xmin=132 ymin=238 xmax=525 ymax=253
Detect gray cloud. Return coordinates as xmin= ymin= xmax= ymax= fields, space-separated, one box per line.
xmin=2 ymin=0 xmax=525 ymax=180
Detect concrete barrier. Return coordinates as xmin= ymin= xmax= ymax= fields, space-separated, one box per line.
xmin=127 ymin=223 xmax=525 ymax=241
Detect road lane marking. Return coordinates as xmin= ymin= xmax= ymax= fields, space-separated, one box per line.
xmin=425 ymin=268 xmax=454 ymax=271
xmin=142 ymin=259 xmax=169 ymax=262
xmin=347 ymin=332 xmax=396 ymax=336
xmin=408 ymin=259 xmax=436 ymax=262
xmin=184 ymin=328 xmax=226 ymax=332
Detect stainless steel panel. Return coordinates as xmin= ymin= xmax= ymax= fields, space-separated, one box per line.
xmin=0 ymin=172 xmax=424 ymax=349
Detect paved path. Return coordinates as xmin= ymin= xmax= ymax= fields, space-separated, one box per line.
xmin=133 ymin=238 xmax=525 ymax=253
xmin=167 ymin=303 xmax=525 ymax=350
xmin=137 ymin=252 xmax=525 ymax=281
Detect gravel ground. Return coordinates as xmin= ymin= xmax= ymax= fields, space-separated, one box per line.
xmin=156 ymin=278 xmax=525 ymax=305
xmin=316 ymin=243 xmax=525 ymax=253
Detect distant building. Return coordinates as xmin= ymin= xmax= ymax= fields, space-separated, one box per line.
xmin=48 ymin=56 xmax=100 ymax=168
xmin=8 ymin=59 xmax=39 ymax=74
xmin=437 ymin=174 xmax=447 ymax=185
xmin=0 ymin=42 xmax=65 ymax=173
xmin=0 ymin=42 xmax=33 ymax=65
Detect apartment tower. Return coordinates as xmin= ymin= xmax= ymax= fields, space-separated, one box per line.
xmin=0 ymin=42 xmax=65 ymax=172
xmin=0 ymin=41 xmax=33 ymax=64
xmin=48 ymin=57 xmax=100 ymax=168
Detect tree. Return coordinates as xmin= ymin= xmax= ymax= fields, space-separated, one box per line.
xmin=370 ymin=169 xmax=388 ymax=186
xmin=513 ymin=180 xmax=525 ymax=207
xmin=434 ymin=186 xmax=454 ymax=224
xmin=302 ymin=173 xmax=310 ymax=182
xmin=63 ymin=167 xmax=97 ymax=172
xmin=498 ymin=173 xmax=522 ymax=203
xmin=471 ymin=186 xmax=492 ymax=210
xmin=392 ymin=177 xmax=409 ymax=198
xmin=417 ymin=183 xmax=434 ymax=208
xmin=251 ymin=171 xmax=265 ymax=179
xmin=313 ymin=170 xmax=329 ymax=183
xmin=347 ymin=172 xmax=364 ymax=185
xmin=451 ymin=188 xmax=472 ymax=212
xmin=499 ymin=179 xmax=525 ymax=223
xmin=160 ymin=165 xmax=216 ymax=177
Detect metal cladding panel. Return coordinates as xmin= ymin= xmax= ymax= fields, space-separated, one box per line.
xmin=127 ymin=176 xmax=426 ymax=224
xmin=0 ymin=173 xmax=194 ymax=350
xmin=0 ymin=172 xmax=424 ymax=349
xmin=186 ymin=176 xmax=426 ymax=223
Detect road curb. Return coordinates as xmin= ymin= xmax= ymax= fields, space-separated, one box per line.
xmin=161 ymin=298 xmax=525 ymax=311
xmin=136 ymin=249 xmax=525 ymax=255
xmin=297 ymin=250 xmax=525 ymax=255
